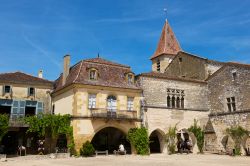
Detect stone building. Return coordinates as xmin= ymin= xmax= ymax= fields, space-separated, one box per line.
xmin=206 ymin=62 xmax=250 ymax=153
xmin=137 ymin=20 xmax=211 ymax=153
xmin=52 ymin=55 xmax=142 ymax=153
xmin=138 ymin=19 xmax=250 ymax=154
xmin=0 ymin=71 xmax=53 ymax=154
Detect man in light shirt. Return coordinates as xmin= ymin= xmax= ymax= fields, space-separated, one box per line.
xmin=119 ymin=143 xmax=125 ymax=152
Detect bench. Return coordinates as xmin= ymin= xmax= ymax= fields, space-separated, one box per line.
xmin=113 ymin=150 xmax=126 ymax=155
xmin=95 ymin=150 xmax=108 ymax=156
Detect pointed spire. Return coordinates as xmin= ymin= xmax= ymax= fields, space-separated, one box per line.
xmin=150 ymin=20 xmax=182 ymax=60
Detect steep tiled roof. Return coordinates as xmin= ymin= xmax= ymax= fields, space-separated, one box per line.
xmin=138 ymin=72 xmax=206 ymax=84
xmin=0 ymin=72 xmax=53 ymax=86
xmin=150 ymin=20 xmax=182 ymax=60
xmin=54 ymin=58 xmax=140 ymax=92
xmin=84 ymin=57 xmax=130 ymax=68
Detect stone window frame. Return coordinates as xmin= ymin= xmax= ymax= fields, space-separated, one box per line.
xmin=3 ymin=85 xmax=12 ymax=95
xmin=167 ymin=88 xmax=185 ymax=109
xmin=226 ymin=97 xmax=236 ymax=112
xmin=107 ymin=95 xmax=117 ymax=112
xmin=125 ymin=72 xmax=135 ymax=84
xmin=88 ymin=93 xmax=97 ymax=109
xmin=88 ymin=68 xmax=98 ymax=80
xmin=28 ymin=87 xmax=35 ymax=97
xmin=127 ymin=96 xmax=134 ymax=111
xmin=231 ymin=69 xmax=238 ymax=81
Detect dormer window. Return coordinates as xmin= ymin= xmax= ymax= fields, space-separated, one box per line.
xmin=126 ymin=73 xmax=134 ymax=84
xmin=89 ymin=68 xmax=98 ymax=80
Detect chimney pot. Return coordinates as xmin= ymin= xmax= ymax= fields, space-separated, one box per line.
xmin=38 ymin=70 xmax=43 ymax=78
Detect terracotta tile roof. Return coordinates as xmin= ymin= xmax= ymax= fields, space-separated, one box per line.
xmin=54 ymin=58 xmax=140 ymax=92
xmin=0 ymin=71 xmax=53 ymax=86
xmin=150 ymin=20 xmax=182 ymax=60
xmin=84 ymin=57 xmax=130 ymax=68
xmin=137 ymin=72 xmax=207 ymax=84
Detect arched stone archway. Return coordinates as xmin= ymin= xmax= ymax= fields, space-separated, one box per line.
xmin=149 ymin=129 xmax=165 ymax=153
xmin=91 ymin=127 xmax=131 ymax=154
xmin=177 ymin=128 xmax=197 ymax=153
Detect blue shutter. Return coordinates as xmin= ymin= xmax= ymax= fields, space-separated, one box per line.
xmin=11 ymin=100 xmax=19 ymax=119
xmin=36 ymin=102 xmax=44 ymax=115
xmin=19 ymin=100 xmax=26 ymax=117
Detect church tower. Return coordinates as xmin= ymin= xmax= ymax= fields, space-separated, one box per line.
xmin=151 ymin=20 xmax=182 ymax=73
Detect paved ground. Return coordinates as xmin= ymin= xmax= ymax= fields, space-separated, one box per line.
xmin=1 ymin=154 xmax=250 ymax=166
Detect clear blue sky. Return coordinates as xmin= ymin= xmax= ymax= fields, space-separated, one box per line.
xmin=1 ymin=0 xmax=250 ymax=80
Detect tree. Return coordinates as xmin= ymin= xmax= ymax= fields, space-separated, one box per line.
xmin=24 ymin=114 xmax=75 ymax=154
xmin=0 ymin=114 xmax=9 ymax=143
xmin=127 ymin=127 xmax=149 ymax=155
xmin=226 ymin=125 xmax=248 ymax=155
xmin=188 ymin=119 xmax=204 ymax=153
xmin=165 ymin=125 xmax=177 ymax=154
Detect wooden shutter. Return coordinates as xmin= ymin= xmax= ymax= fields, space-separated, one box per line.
xmin=19 ymin=100 xmax=26 ymax=117
xmin=11 ymin=100 xmax=19 ymax=119
xmin=36 ymin=101 xmax=44 ymax=115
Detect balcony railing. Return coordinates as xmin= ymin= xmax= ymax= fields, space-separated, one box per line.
xmin=90 ymin=108 xmax=140 ymax=121
xmin=9 ymin=117 xmax=28 ymax=127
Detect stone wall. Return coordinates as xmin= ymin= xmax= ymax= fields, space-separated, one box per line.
xmin=138 ymin=75 xmax=209 ymax=153
xmin=208 ymin=65 xmax=250 ymax=113
xmin=152 ymin=54 xmax=174 ymax=73
xmin=139 ymin=76 xmax=208 ymax=111
xmin=0 ymin=83 xmax=52 ymax=113
xmin=165 ymin=52 xmax=207 ymax=80
xmin=207 ymin=65 xmax=250 ymax=153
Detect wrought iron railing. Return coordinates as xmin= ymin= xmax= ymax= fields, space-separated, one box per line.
xmin=8 ymin=117 xmax=28 ymax=127
xmin=90 ymin=108 xmax=139 ymax=120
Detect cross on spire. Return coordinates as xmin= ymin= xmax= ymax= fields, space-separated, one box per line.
xmin=163 ymin=8 xmax=167 ymax=20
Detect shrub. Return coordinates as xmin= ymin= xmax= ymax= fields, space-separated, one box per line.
xmin=80 ymin=141 xmax=95 ymax=157
xmin=188 ymin=119 xmax=205 ymax=153
xmin=127 ymin=127 xmax=149 ymax=155
xmin=0 ymin=114 xmax=9 ymax=143
xmin=226 ymin=125 xmax=248 ymax=156
xmin=165 ymin=125 xmax=177 ymax=154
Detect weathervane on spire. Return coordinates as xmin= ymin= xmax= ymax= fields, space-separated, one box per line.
xmin=163 ymin=8 xmax=167 ymax=20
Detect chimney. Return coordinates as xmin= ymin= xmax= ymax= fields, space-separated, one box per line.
xmin=38 ymin=70 xmax=43 ymax=78
xmin=63 ymin=55 xmax=70 ymax=85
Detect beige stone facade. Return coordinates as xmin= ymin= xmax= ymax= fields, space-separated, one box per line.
xmin=52 ymin=57 xmax=142 ymax=153
xmin=0 ymin=71 xmax=53 ymax=155
xmin=52 ymin=85 xmax=142 ymax=152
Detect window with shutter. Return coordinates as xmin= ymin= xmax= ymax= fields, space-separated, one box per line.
xmin=36 ymin=102 xmax=44 ymax=115
xmin=19 ymin=100 xmax=26 ymax=117
xmin=127 ymin=97 xmax=134 ymax=111
xmin=88 ymin=94 xmax=96 ymax=109
xmin=11 ymin=100 xmax=19 ymax=119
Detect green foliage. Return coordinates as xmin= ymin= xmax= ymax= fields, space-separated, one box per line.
xmin=24 ymin=114 xmax=71 ymax=138
xmin=0 ymin=114 xmax=9 ymax=143
xmin=188 ymin=119 xmax=205 ymax=153
xmin=165 ymin=125 xmax=177 ymax=154
xmin=24 ymin=114 xmax=75 ymax=154
xmin=127 ymin=127 xmax=149 ymax=155
xmin=80 ymin=141 xmax=95 ymax=157
xmin=226 ymin=125 xmax=248 ymax=155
